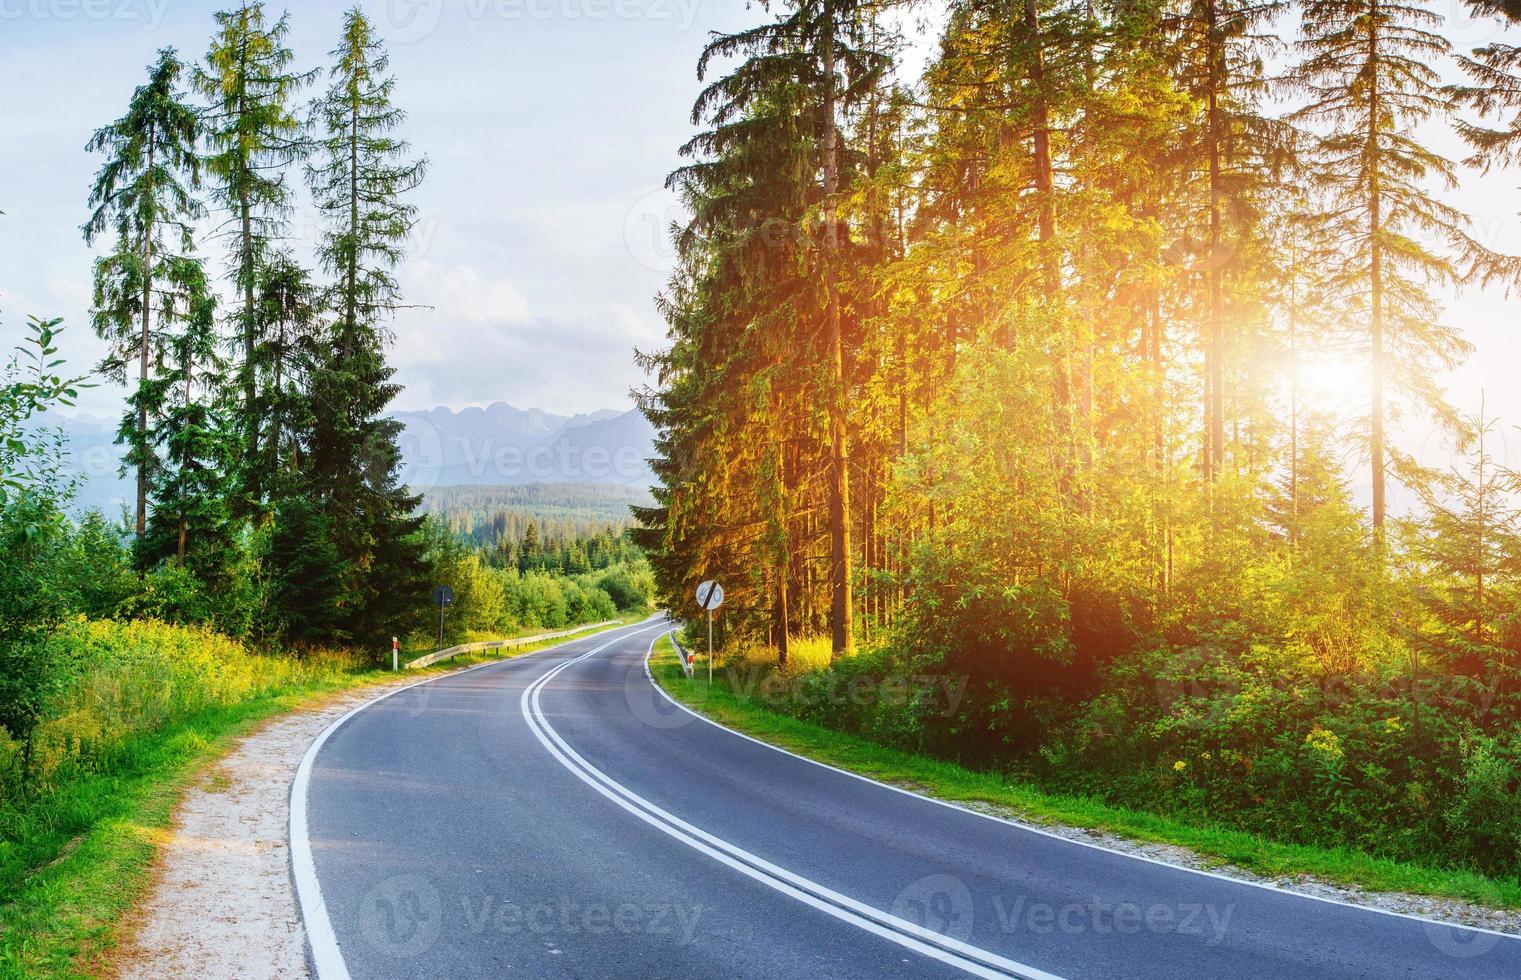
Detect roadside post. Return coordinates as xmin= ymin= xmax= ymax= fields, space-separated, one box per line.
xmin=695 ymin=580 xmax=724 ymax=684
xmin=392 ymin=636 xmax=400 ymax=671
xmin=432 ymin=584 xmax=454 ymax=646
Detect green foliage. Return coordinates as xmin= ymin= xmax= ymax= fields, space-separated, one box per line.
xmin=0 ymin=618 xmax=358 ymax=799
xmin=419 ymin=516 xmax=650 ymax=646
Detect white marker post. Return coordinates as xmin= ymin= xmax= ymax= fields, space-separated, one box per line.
xmin=695 ymin=580 xmax=724 ymax=684
xmin=392 ymin=636 xmax=399 ymax=672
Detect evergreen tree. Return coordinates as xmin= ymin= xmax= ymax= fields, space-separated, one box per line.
xmin=83 ymin=47 xmax=202 ymax=546
xmin=1409 ymin=406 xmax=1521 ymax=666
xmin=1289 ymin=0 xmax=1478 ymax=534
xmin=641 ymin=0 xmax=891 ymax=657
xmin=296 ymin=8 xmax=427 ymax=645
xmin=143 ymin=256 xmax=237 ymax=580
xmin=1450 ymin=14 xmax=1521 ymax=287
xmin=194 ymin=2 xmax=312 ymax=515
xmin=252 ymin=251 xmax=321 ymax=496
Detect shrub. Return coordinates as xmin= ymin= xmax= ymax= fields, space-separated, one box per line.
xmin=0 ymin=618 xmax=361 ymax=798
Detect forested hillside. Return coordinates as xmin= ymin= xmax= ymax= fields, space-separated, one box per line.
xmin=636 ymin=0 xmax=1521 ymax=875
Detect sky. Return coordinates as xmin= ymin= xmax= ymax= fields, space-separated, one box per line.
xmin=3 ymin=0 xmax=1521 ymax=491
xmin=0 ymin=0 xmax=760 ymax=420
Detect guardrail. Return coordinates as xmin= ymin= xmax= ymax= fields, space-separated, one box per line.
xmin=672 ymin=633 xmax=694 ymax=678
xmin=404 ymin=620 xmax=621 ymax=669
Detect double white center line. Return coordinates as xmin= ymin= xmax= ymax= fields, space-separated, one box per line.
xmin=520 ymin=629 xmax=1064 ymax=980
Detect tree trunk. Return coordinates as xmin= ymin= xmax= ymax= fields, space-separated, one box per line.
xmin=347 ymin=85 xmax=360 ymax=357
xmin=137 ymin=132 xmax=156 ymax=546
xmin=1205 ymin=0 xmax=1225 ymax=482
xmin=822 ymin=2 xmax=854 ymax=658
xmin=1367 ymin=10 xmax=1385 ymax=536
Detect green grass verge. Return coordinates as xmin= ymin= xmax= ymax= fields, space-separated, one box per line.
xmin=0 ymin=615 xmax=650 ymax=979
xmin=649 ymin=634 xmax=1521 ymax=911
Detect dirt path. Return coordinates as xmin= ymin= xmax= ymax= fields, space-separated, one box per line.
xmin=111 ymin=679 xmax=415 ymax=980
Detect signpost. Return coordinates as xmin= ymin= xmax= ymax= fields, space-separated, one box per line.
xmin=695 ymin=580 xmax=724 ymax=683
xmin=433 ymin=584 xmax=454 ymax=646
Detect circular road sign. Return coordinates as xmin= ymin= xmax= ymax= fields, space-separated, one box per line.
xmin=433 ymin=584 xmax=454 ymax=608
xmin=695 ymin=580 xmax=724 ymax=611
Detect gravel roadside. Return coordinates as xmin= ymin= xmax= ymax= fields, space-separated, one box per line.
xmin=109 ymin=678 xmax=417 ymax=980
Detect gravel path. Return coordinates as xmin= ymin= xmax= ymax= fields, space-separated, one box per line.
xmin=111 ymin=679 xmax=416 ymax=980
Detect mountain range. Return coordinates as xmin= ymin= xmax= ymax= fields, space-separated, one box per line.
xmin=49 ymin=403 xmax=657 ymax=516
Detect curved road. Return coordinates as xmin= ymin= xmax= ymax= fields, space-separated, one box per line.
xmin=294 ymin=618 xmax=1521 ymax=978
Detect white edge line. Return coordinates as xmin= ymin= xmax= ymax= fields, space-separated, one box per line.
xmin=639 ymin=633 xmax=1521 ymax=944
xmin=525 ymin=629 xmax=1064 ymax=980
xmin=287 ymin=617 xmax=662 ymax=980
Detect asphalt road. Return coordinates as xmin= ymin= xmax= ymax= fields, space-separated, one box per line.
xmin=295 ymin=618 xmax=1521 ymax=979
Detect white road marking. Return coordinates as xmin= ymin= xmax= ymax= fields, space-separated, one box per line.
xmin=523 ymin=629 xmax=1065 ymax=980
xmin=638 ymin=638 xmax=1521 ymax=946
xmin=288 ymin=618 xmax=663 ymax=980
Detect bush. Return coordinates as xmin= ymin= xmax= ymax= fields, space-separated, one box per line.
xmin=596 ymin=564 xmax=654 ymax=611
xmin=0 ymin=618 xmax=361 ymax=798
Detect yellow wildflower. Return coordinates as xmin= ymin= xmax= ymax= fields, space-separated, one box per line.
xmin=1305 ymin=725 xmax=1343 ymax=759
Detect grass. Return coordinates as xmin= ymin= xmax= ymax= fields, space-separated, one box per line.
xmin=0 ymin=613 xmax=650 ymax=979
xmin=648 ymin=634 xmax=1521 ymax=912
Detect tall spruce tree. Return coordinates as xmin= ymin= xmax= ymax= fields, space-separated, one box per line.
xmin=83 ymin=47 xmax=202 ymax=549
xmin=677 ymin=0 xmax=888 ymax=657
xmin=144 ymin=256 xmax=237 ymax=578
xmin=1290 ymin=0 xmax=1477 ymax=534
xmin=298 ymin=8 xmax=427 ymax=645
xmin=251 ymin=251 xmax=321 ymax=496
xmin=1450 ymin=16 xmax=1521 ymax=287
xmin=194 ymin=2 xmax=311 ymax=516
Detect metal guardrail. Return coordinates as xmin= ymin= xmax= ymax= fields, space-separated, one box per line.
xmin=672 ymin=633 xmax=694 ymax=677
xmin=403 ymin=620 xmax=620 ymax=669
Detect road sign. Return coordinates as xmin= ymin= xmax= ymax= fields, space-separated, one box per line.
xmin=433 ymin=585 xmax=454 ymax=646
xmin=695 ymin=580 xmax=723 ymax=684
xmin=696 ymin=580 xmax=724 ymax=611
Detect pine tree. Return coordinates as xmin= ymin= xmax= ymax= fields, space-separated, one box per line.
xmin=83 ymin=47 xmax=202 ymax=547
xmin=194 ymin=2 xmax=311 ymax=515
xmin=1169 ymin=0 xmax=1290 ymax=480
xmin=644 ymin=0 xmax=890 ymax=657
xmin=296 ymin=8 xmax=427 ymax=645
xmin=1450 ymin=14 xmax=1521 ymax=287
xmin=1409 ymin=404 xmax=1521 ymax=677
xmin=251 ymin=251 xmax=321 ymax=496
xmin=144 ymin=256 xmax=236 ymax=579
xmin=1289 ymin=0 xmax=1478 ymax=535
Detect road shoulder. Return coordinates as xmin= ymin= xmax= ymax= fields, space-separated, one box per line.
xmin=108 ymin=680 xmax=417 ymax=980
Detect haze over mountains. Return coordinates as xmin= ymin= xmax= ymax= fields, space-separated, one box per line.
xmin=53 ymin=403 xmax=657 ymax=515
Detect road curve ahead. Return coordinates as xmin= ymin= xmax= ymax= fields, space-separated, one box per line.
xmin=296 ymin=618 xmax=1521 ymax=979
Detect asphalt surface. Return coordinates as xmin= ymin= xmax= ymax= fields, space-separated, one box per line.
xmin=300 ymin=618 xmax=1521 ymax=978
